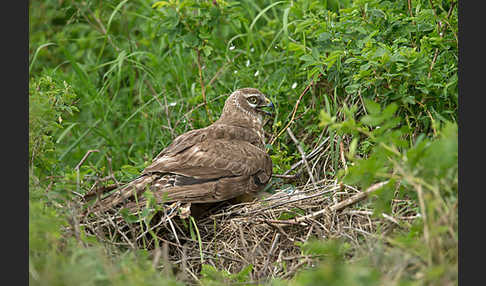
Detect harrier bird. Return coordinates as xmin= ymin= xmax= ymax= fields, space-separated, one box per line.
xmin=86 ymin=88 xmax=274 ymax=213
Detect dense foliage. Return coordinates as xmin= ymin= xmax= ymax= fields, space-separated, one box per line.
xmin=29 ymin=0 xmax=457 ymax=285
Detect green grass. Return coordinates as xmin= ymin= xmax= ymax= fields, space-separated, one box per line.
xmin=30 ymin=0 xmax=457 ymax=285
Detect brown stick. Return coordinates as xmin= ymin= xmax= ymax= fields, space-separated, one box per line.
xmin=283 ymin=137 xmax=330 ymax=175
xmin=277 ymin=181 xmax=389 ymax=225
xmin=427 ymin=1 xmax=457 ymax=78
xmin=287 ymin=128 xmax=317 ymax=188
xmin=280 ymin=258 xmax=310 ymax=279
xmin=82 ymin=184 xmax=119 ymax=201
xmin=74 ymin=149 xmax=100 ymax=171
xmin=428 ymin=49 xmax=439 ymax=79
xmin=207 ymin=52 xmax=244 ymax=88
xmin=339 ymin=140 xmax=348 ymax=171
xmin=272 ymin=174 xmax=299 ymax=179
xmin=260 ymin=233 xmax=280 ymax=277
xmin=145 ymin=80 xmax=176 ymax=139
xmin=269 ymin=73 xmax=322 ymax=145
xmin=152 ymin=246 xmax=162 ymax=270
xmin=173 ymin=93 xmax=227 ymax=130
xmin=195 ymin=48 xmax=212 ymax=122
xmin=407 ymin=0 xmax=414 ymax=18
xmin=80 ymin=4 xmax=121 ymax=52
xmin=416 ymin=184 xmax=432 ymax=266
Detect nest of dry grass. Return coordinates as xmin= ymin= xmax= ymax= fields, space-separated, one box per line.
xmin=77 ymin=178 xmax=418 ymax=283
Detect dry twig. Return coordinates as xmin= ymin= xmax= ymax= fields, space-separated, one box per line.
xmin=195 ymin=48 xmax=212 ymax=122
xmin=79 ymin=176 xmax=415 ymax=282
xmin=287 ymin=128 xmax=317 ymax=188
xmin=269 ymin=73 xmax=322 ymax=145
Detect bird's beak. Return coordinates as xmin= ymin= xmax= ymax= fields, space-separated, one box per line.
xmin=266 ymin=99 xmax=275 ymax=110
xmin=259 ymin=97 xmax=275 ymax=116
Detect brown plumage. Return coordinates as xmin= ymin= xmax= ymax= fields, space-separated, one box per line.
xmin=87 ymin=88 xmax=274 ymax=213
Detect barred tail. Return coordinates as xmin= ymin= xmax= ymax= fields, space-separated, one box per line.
xmin=91 ymin=175 xmax=156 ymax=213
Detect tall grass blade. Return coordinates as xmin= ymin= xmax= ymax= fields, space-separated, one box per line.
xmin=29 ymin=43 xmax=56 ymax=74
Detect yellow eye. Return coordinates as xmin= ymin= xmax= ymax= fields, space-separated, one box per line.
xmin=248 ymin=96 xmax=258 ymax=104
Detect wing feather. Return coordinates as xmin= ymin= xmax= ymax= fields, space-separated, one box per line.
xmin=143 ymin=139 xmax=270 ymax=181
xmin=147 ymin=124 xmax=264 ymax=162
xmin=90 ymin=123 xmax=272 ymax=212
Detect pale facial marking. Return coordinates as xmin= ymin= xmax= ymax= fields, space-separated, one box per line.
xmin=244 ymin=93 xmax=262 ymax=108
xmin=233 ymin=92 xmax=263 ymax=125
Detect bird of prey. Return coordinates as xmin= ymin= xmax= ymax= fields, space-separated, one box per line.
xmin=85 ymin=88 xmax=274 ymax=214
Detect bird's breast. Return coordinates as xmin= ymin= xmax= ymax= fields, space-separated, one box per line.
xmin=209 ymin=124 xmax=264 ymax=148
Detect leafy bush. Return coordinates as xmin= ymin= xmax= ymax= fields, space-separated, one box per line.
xmin=29 ymin=73 xmax=78 ymax=175
xmin=320 ymin=101 xmax=458 ymax=283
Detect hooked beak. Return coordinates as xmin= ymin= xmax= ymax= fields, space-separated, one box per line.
xmin=258 ymin=97 xmax=275 ymax=116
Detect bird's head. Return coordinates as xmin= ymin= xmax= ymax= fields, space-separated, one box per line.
xmin=220 ymin=88 xmax=275 ymax=125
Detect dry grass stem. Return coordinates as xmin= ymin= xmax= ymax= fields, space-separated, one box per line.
xmin=269 ymin=73 xmax=322 ymax=145
xmin=286 ymin=128 xmax=317 ymax=188
xmin=78 ymin=177 xmax=417 ymax=282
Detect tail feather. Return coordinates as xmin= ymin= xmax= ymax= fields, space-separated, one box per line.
xmin=92 ymin=175 xmax=156 ymax=212
xmin=84 ymin=173 xmax=253 ymax=215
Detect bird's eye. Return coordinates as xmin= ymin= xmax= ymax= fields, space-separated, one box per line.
xmin=248 ymin=96 xmax=258 ymax=104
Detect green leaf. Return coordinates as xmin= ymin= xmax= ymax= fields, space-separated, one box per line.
xmin=301 ymin=239 xmax=351 ymax=262
xmin=121 ymin=165 xmax=140 ymax=176
xmin=360 ymin=114 xmax=383 ymax=127
xmin=371 ymin=179 xmax=395 ymax=216
xmin=344 ymin=84 xmax=360 ymax=94
xmin=300 ymin=54 xmax=316 ymax=62
xmin=277 ymin=208 xmax=305 ymax=220
xmin=233 ymin=264 xmax=253 ymax=282
xmin=200 ymin=264 xmax=227 ymax=281
xmin=382 ymin=103 xmax=398 ymax=119
xmin=319 ymin=110 xmax=335 ymax=127
xmin=152 ymin=1 xmax=171 ymax=9
xmin=348 ymin=137 xmax=359 ymax=159
xmin=119 ymin=208 xmax=139 ymax=224
xmin=140 ymin=208 xmax=153 ymax=221
xmin=363 ymin=98 xmax=381 ymax=114
xmin=201 ymin=45 xmax=213 ymax=56
xmin=182 ymin=32 xmax=199 ymax=47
